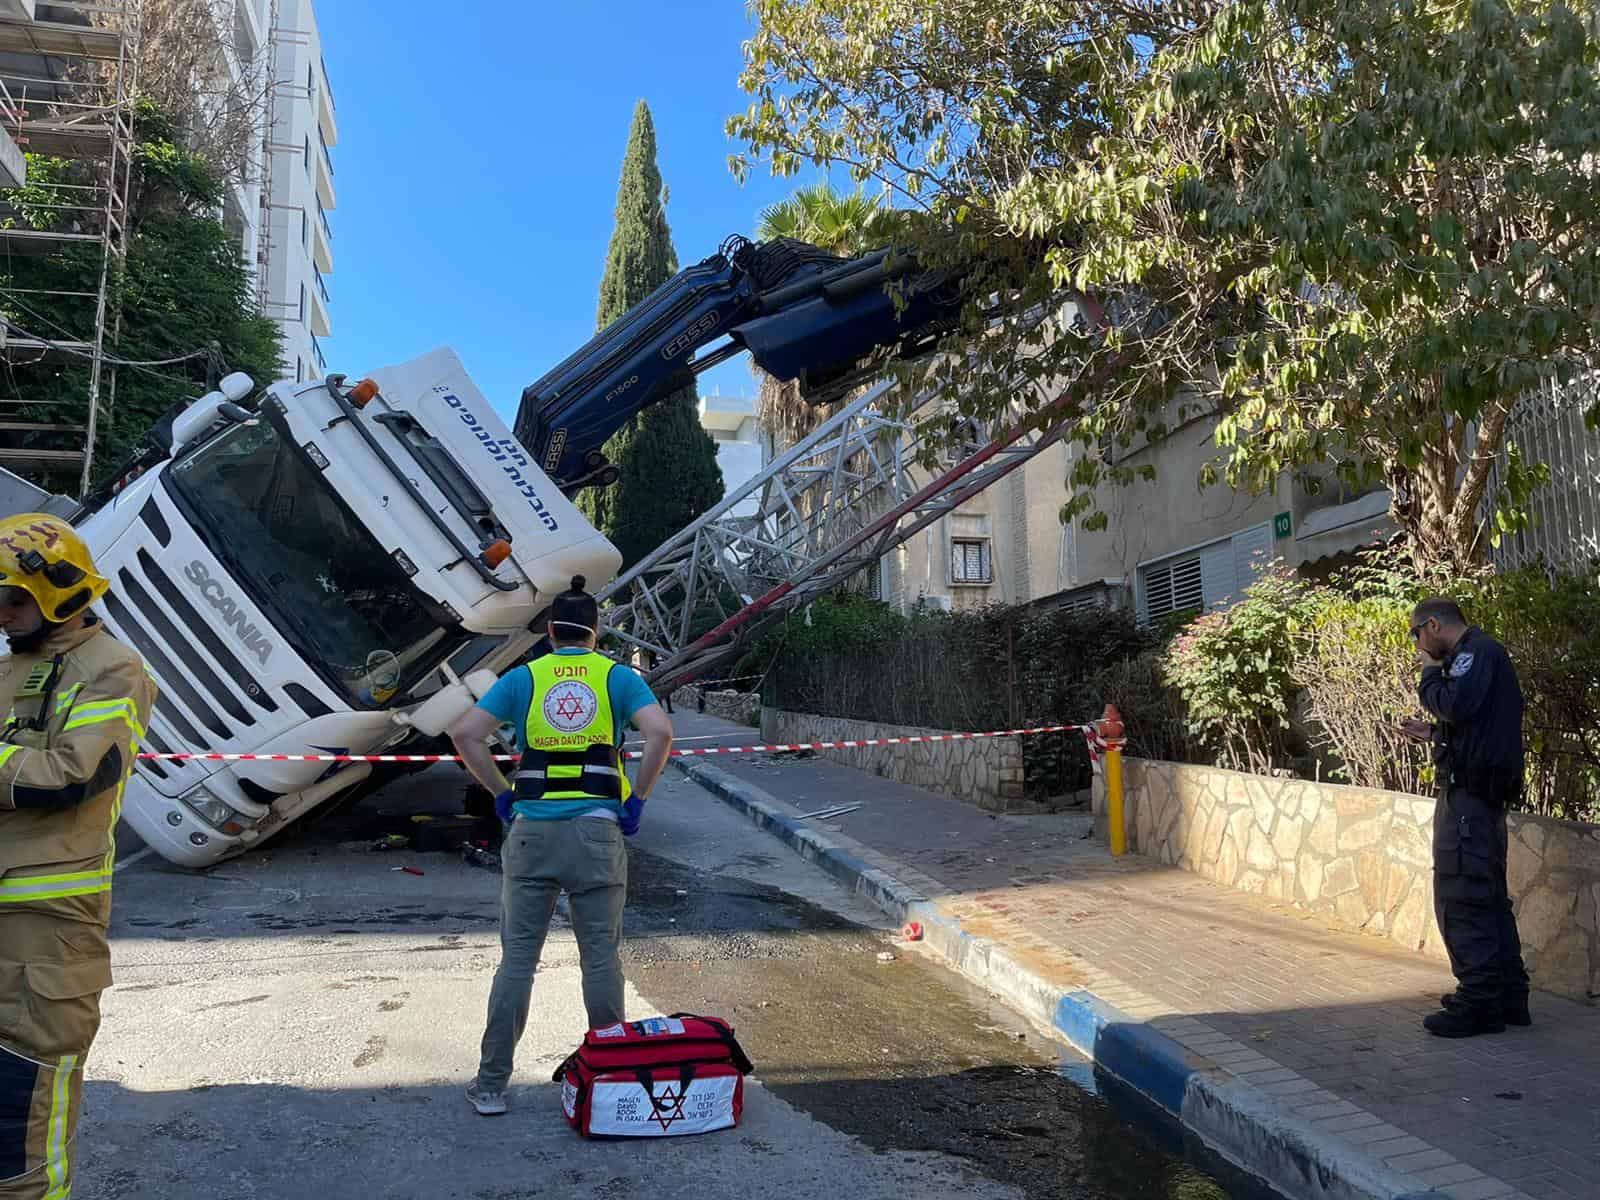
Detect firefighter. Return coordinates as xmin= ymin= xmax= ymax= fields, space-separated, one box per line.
xmin=449 ymin=575 xmax=674 ymax=1116
xmin=0 ymin=513 xmax=155 ymax=1199
xmin=1408 ymin=597 xmax=1530 ymax=1038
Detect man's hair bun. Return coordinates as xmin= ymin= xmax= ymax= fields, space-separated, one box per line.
xmin=570 ymin=575 xmax=587 ymax=593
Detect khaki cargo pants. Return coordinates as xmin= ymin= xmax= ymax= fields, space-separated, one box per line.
xmin=0 ymin=907 xmax=111 ymax=1200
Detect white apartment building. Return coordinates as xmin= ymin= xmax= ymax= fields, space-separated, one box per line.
xmin=699 ymin=393 xmax=769 ymax=517
xmin=219 ymin=0 xmax=336 ymax=385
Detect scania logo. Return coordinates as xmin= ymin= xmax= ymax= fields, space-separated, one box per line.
xmin=184 ymin=560 xmax=273 ymax=665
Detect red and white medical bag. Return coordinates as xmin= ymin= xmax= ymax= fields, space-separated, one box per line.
xmin=553 ymin=1014 xmax=755 ymax=1138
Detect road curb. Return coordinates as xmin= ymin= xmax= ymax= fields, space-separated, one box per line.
xmin=675 ymin=758 xmax=1464 ymax=1200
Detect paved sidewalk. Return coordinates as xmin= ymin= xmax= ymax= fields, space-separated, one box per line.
xmin=663 ymin=711 xmax=1600 ymax=1200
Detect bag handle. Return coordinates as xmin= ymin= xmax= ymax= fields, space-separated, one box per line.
xmin=668 ymin=1013 xmax=754 ymax=1075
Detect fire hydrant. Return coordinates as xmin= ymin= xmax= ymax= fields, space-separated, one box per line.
xmin=1091 ymin=704 xmax=1128 ymax=857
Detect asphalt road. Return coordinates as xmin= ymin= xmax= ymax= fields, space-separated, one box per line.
xmin=86 ymin=765 xmax=1244 ymax=1200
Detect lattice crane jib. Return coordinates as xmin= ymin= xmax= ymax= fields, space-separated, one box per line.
xmin=601 ymin=375 xmax=1077 ymax=695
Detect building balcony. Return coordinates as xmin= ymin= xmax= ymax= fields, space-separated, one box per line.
xmin=235 ymin=0 xmax=265 ymax=59
xmin=315 ymin=131 xmax=335 ymax=210
xmin=309 ymin=271 xmax=331 ymax=337
xmin=311 ymin=201 xmax=332 ymax=272
xmin=317 ymin=56 xmax=338 ymax=147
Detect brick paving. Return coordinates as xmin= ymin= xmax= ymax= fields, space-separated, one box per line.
xmin=667 ymin=712 xmax=1600 ymax=1200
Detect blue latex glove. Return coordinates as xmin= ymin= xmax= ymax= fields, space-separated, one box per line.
xmin=494 ymin=789 xmax=515 ymax=825
xmin=619 ymin=795 xmax=646 ymax=837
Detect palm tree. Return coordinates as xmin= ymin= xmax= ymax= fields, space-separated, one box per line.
xmin=753 ymin=183 xmax=894 ymax=449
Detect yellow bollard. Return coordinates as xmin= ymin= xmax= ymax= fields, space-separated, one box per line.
xmin=1106 ymin=743 xmax=1125 ymax=857
xmin=1094 ymin=704 xmax=1128 ymax=857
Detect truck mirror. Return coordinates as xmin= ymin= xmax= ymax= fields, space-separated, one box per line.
xmin=219 ymin=372 xmax=255 ymax=402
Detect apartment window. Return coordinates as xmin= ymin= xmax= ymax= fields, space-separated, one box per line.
xmin=298 ymin=283 xmax=306 ymax=324
xmin=951 ymin=538 xmax=993 ymax=585
xmin=301 ymin=211 xmax=308 ymax=249
xmin=1136 ymin=522 xmax=1273 ymax=625
xmin=295 ymin=358 xmax=304 ymax=383
xmin=1140 ymin=556 xmax=1204 ymax=624
xmin=304 ymin=135 xmax=311 ymax=174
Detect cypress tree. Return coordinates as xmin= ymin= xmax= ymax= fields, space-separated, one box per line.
xmin=579 ymin=101 xmax=723 ymax=568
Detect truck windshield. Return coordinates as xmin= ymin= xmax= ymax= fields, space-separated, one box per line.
xmin=165 ymin=417 xmax=461 ymax=708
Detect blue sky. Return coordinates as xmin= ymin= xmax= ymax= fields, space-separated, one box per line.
xmin=315 ymin=2 xmax=818 ymax=423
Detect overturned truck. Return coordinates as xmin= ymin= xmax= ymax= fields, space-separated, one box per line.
xmin=3 ymin=236 xmax=965 ymax=867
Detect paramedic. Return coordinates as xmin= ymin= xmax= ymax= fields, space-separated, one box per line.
xmin=0 ymin=514 xmax=155 ymax=1199
xmin=449 ymin=575 xmax=673 ymax=1115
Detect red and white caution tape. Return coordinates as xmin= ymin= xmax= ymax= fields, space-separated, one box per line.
xmin=134 ymin=722 xmax=1095 ymax=765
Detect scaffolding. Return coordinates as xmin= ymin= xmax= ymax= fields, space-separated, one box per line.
xmin=0 ymin=0 xmax=138 ymax=495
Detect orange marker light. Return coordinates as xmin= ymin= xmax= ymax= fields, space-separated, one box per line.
xmin=348 ymin=377 xmax=380 ymax=407
xmin=481 ymin=540 xmax=512 ymax=568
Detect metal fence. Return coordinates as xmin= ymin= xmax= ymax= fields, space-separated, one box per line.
xmin=1487 ymin=375 xmax=1600 ymax=571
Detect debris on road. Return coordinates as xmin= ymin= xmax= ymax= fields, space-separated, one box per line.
xmin=390 ymin=866 xmax=425 ymax=876
xmin=371 ymin=834 xmax=410 ymax=852
xmin=876 ymin=951 xmax=897 ymax=964
xmin=461 ymin=844 xmax=501 ymax=872
xmin=797 ymin=803 xmax=861 ymax=821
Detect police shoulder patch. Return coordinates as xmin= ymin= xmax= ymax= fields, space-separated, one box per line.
xmin=1448 ymin=652 xmax=1475 ymax=678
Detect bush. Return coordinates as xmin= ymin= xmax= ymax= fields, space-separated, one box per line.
xmin=756 ymin=596 xmax=1161 ymax=797
xmin=1470 ymin=566 xmax=1600 ymax=823
xmin=1160 ymin=568 xmax=1311 ymax=773
xmin=1295 ymin=586 xmax=1433 ymax=794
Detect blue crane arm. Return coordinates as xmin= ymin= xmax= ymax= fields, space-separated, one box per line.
xmin=514 ymin=236 xmax=965 ymax=491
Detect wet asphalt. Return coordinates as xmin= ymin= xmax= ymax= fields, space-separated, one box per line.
xmin=92 ymin=765 xmax=1256 ymax=1200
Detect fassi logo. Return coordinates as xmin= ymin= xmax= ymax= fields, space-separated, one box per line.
xmin=184 ymin=560 xmax=272 ymax=665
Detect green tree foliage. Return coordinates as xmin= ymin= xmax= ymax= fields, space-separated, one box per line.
xmin=1 ymin=101 xmax=282 ymax=493
xmin=580 ymin=100 xmax=723 ymax=567
xmin=729 ymin=0 xmax=1600 ymax=572
xmin=756 ymin=181 xmax=893 ymax=253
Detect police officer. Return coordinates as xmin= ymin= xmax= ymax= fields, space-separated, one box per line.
xmin=0 ymin=513 xmax=155 ymax=1198
xmin=1408 ymin=598 xmax=1530 ymax=1038
xmin=449 ymin=575 xmax=673 ymax=1116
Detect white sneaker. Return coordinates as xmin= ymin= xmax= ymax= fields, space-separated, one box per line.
xmin=465 ymin=1083 xmax=507 ymax=1116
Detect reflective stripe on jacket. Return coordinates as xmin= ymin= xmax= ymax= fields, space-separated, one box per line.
xmin=0 ymin=619 xmax=156 ymax=910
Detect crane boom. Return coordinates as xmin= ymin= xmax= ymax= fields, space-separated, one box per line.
xmin=514 ymin=236 xmax=965 ymax=493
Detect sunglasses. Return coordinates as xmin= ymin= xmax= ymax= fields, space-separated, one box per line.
xmin=1408 ymin=618 xmax=1434 ymax=641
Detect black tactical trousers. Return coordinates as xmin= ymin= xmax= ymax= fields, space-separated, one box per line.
xmin=1432 ymin=787 xmax=1530 ymax=1012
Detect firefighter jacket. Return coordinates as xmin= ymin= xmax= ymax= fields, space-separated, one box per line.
xmin=0 ymin=617 xmax=155 ymax=917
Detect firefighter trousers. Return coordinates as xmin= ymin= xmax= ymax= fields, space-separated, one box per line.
xmin=0 ymin=908 xmax=111 ymax=1200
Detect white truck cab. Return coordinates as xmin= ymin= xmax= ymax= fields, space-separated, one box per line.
xmin=81 ymin=347 xmax=619 ymax=867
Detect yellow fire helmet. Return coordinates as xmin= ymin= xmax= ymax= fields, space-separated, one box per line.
xmin=0 ymin=512 xmax=109 ymax=623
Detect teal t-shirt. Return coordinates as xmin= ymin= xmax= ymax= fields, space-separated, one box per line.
xmin=475 ymin=648 xmax=658 ymax=821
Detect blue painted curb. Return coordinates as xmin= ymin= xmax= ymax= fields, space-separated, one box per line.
xmin=674 ymin=758 xmax=1469 ymax=1200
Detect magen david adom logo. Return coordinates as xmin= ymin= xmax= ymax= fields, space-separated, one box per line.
xmin=543 ymin=680 xmax=599 ymax=733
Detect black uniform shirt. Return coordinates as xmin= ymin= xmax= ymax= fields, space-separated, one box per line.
xmin=1418 ymin=627 xmax=1524 ymax=792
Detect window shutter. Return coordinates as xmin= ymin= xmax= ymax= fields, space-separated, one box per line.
xmin=1141 ymin=555 xmax=1204 ymax=623
xmin=1200 ymin=538 xmax=1236 ymax=609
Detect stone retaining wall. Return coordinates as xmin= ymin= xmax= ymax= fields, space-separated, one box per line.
xmin=761 ymin=708 xmax=1041 ymax=812
xmin=674 ymin=687 xmax=760 ymax=726
xmin=1097 ymin=758 xmax=1600 ymax=1005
